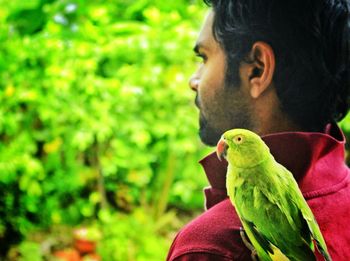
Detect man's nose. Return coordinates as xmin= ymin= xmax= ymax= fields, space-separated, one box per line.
xmin=189 ymin=74 xmax=199 ymax=92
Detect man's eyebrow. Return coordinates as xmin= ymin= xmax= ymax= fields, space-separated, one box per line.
xmin=193 ymin=42 xmax=208 ymax=54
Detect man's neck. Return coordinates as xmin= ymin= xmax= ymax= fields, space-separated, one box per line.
xmin=250 ymin=84 xmax=305 ymax=135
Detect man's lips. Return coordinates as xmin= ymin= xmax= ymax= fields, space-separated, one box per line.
xmin=195 ymin=95 xmax=200 ymax=108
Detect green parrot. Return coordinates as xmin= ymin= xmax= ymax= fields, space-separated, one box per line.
xmin=216 ymin=129 xmax=331 ymax=261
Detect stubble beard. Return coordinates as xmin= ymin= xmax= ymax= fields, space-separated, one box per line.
xmin=198 ymin=114 xmax=223 ymax=147
xmin=198 ymin=85 xmax=254 ymax=147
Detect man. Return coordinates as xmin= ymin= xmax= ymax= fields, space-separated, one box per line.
xmin=167 ymin=0 xmax=350 ymax=260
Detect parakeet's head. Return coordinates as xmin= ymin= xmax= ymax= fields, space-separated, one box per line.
xmin=216 ymin=129 xmax=271 ymax=168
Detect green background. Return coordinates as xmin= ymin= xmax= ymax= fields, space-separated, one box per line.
xmin=0 ymin=0 xmax=211 ymax=260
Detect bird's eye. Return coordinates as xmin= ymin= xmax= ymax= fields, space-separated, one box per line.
xmin=233 ymin=135 xmax=244 ymax=144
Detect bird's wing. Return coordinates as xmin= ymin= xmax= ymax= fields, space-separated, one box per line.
xmin=249 ymin=163 xmax=317 ymax=260
xmin=287 ymin=181 xmax=332 ymax=260
xmin=277 ymin=164 xmax=332 ymax=261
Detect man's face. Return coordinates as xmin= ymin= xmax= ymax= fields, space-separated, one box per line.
xmin=189 ymin=12 xmax=254 ymax=146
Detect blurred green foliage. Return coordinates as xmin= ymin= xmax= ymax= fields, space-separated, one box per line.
xmin=0 ymin=0 xmax=210 ymax=259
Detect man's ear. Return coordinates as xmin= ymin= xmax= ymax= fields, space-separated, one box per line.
xmin=247 ymin=41 xmax=275 ymax=99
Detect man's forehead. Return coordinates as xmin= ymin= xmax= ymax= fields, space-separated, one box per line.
xmin=195 ymin=11 xmax=216 ymax=51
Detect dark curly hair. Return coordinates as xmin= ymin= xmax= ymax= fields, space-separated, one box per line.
xmin=204 ymin=0 xmax=350 ymax=131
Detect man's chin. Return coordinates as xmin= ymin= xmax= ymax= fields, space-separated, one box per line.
xmin=199 ymin=127 xmax=221 ymax=147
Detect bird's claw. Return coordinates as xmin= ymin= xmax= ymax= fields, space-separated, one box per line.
xmin=240 ymin=227 xmax=259 ymax=261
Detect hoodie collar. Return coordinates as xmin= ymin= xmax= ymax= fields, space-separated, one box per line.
xmin=199 ymin=123 xmax=349 ymax=198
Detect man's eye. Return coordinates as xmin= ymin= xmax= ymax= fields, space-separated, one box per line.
xmin=196 ymin=53 xmax=207 ymax=63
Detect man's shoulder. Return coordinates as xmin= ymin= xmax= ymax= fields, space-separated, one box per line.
xmin=183 ymin=198 xmax=242 ymax=233
xmin=167 ymin=198 xmax=250 ymax=260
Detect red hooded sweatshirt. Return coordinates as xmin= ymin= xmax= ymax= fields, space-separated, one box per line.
xmin=167 ymin=124 xmax=350 ymax=260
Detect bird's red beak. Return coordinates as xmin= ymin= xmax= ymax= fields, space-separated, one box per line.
xmin=216 ymin=137 xmax=228 ymax=161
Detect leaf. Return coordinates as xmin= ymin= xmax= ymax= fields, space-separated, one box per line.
xmin=7 ymin=8 xmax=46 ymax=35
